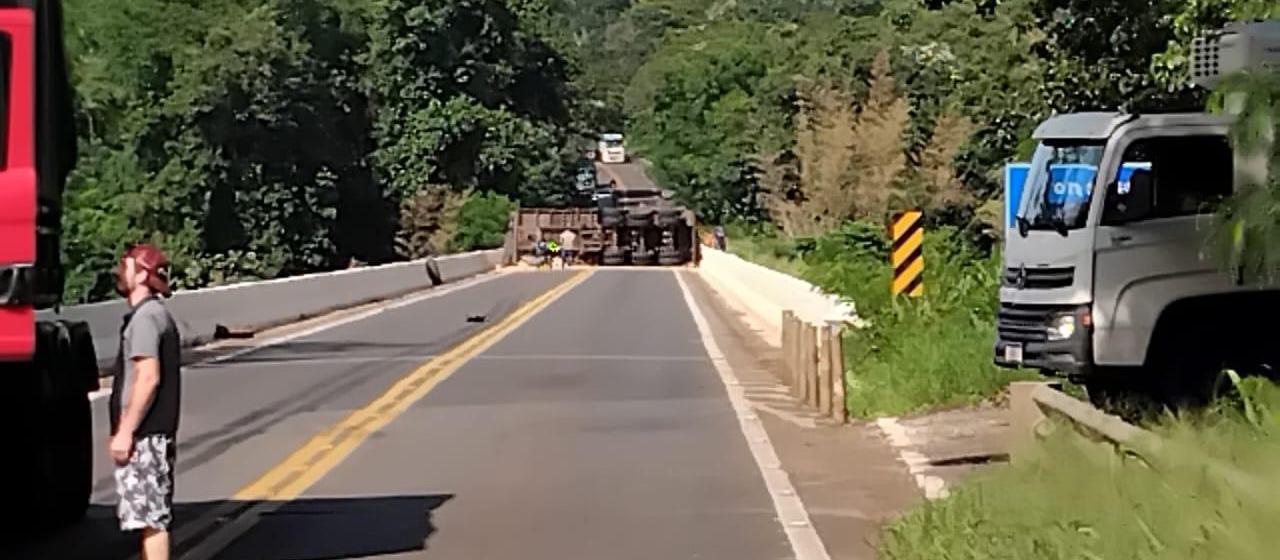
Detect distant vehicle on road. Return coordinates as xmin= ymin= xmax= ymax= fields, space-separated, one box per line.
xmin=598 ymin=133 xmax=627 ymax=164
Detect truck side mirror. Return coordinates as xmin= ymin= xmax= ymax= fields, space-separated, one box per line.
xmin=1102 ymin=168 xmax=1154 ymax=225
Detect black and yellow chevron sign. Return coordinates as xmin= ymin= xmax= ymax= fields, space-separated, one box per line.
xmin=890 ymin=210 xmax=924 ymax=297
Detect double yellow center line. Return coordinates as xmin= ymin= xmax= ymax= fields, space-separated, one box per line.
xmin=178 ymin=270 xmax=590 ymax=559
xmin=235 ymin=270 xmax=590 ymax=500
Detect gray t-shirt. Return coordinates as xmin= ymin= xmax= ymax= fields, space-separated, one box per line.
xmin=109 ymin=298 xmax=182 ymax=436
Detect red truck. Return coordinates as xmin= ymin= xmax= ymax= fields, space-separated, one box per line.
xmin=0 ymin=0 xmax=100 ymax=529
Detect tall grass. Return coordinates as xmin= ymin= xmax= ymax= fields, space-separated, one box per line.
xmin=880 ymin=378 xmax=1280 ymax=560
xmin=725 ymin=221 xmax=1031 ymax=417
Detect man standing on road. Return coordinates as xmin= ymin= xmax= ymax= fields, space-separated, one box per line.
xmin=558 ymin=228 xmax=578 ymax=268
xmin=109 ymin=243 xmax=182 ymax=560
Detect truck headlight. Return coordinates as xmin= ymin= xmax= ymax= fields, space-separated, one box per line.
xmin=1047 ymin=314 xmax=1076 ymax=341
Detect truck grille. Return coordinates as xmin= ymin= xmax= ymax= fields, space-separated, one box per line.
xmin=996 ymin=303 xmax=1053 ymax=343
xmin=1003 ymin=266 xmax=1074 ymax=289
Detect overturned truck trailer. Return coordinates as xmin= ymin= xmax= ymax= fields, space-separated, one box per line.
xmin=505 ymin=188 xmax=698 ymax=266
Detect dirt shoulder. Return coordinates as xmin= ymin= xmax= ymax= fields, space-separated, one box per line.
xmin=685 ymin=270 xmax=1016 ymax=559
xmin=683 ymin=271 xmax=918 ymax=559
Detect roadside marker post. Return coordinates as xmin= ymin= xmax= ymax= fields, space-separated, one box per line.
xmin=890 ymin=210 xmax=924 ymax=297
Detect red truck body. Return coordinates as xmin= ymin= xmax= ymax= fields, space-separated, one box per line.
xmin=0 ymin=6 xmax=37 ymax=360
xmin=0 ymin=1 xmax=99 ymax=532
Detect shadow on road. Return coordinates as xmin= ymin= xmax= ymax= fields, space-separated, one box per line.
xmin=11 ymin=495 xmax=451 ymax=560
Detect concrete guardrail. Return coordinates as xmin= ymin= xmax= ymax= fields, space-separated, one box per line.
xmin=697 ymin=247 xmax=857 ymax=346
xmin=41 ymin=250 xmax=503 ymax=366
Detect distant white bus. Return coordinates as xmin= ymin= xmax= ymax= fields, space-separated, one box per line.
xmin=597 ymin=133 xmax=626 ymax=163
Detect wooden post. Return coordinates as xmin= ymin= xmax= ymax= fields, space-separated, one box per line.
xmin=780 ymin=310 xmax=792 ymax=352
xmin=798 ymin=322 xmax=808 ymax=404
xmin=783 ymin=314 xmax=793 ymax=398
xmin=817 ymin=326 xmax=832 ymax=416
xmin=794 ymin=319 xmax=807 ymax=402
xmin=778 ymin=310 xmax=788 ymax=393
xmin=828 ymin=327 xmax=847 ymax=423
xmin=801 ymin=324 xmax=815 ymax=408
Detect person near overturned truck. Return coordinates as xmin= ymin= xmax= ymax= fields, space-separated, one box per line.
xmin=558 ymin=229 xmax=579 ymax=268
xmin=109 ymin=243 xmax=182 ymax=560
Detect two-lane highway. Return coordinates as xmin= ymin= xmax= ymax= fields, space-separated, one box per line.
xmin=17 ymin=269 xmax=800 ymax=559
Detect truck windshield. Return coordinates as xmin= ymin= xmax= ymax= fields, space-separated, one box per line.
xmin=1018 ymin=141 xmax=1106 ymax=233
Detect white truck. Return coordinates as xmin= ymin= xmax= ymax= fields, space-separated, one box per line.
xmin=994 ymin=20 xmax=1280 ymax=402
xmin=597 ymin=132 xmax=627 ymax=164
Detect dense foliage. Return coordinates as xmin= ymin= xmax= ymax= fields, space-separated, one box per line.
xmin=58 ymin=0 xmax=1279 ymax=306
xmin=611 ymin=0 xmax=1276 ymax=235
xmin=59 ymin=0 xmax=584 ymax=303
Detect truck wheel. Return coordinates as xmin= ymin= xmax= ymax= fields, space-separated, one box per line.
xmin=31 ymin=321 xmax=94 ymax=528
xmin=657 ymin=247 xmax=685 ymax=266
xmin=601 ymin=247 xmax=626 ymax=266
xmin=656 ymin=209 xmax=683 ymax=229
xmin=600 ymin=208 xmax=623 ymax=228
xmin=624 ymin=211 xmax=654 ymax=228
xmin=43 ymin=389 xmax=92 ymax=526
xmin=632 ymin=249 xmax=657 ymax=266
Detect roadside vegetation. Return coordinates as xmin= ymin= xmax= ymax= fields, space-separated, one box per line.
xmin=61 ymin=0 xmax=600 ymax=303
xmin=880 ymin=377 xmax=1280 ymax=560
xmin=726 ymin=222 xmax=1031 ymax=417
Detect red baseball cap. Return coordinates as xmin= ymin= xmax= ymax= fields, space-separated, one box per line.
xmin=118 ymin=243 xmax=172 ymax=297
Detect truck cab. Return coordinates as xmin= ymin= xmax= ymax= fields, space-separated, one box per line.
xmin=597 ymin=133 xmax=626 ymax=164
xmin=0 ymin=0 xmax=100 ymax=529
xmin=995 ymin=20 xmax=1280 ymax=398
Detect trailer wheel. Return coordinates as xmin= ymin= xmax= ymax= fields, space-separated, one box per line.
xmin=658 ymin=247 xmax=686 ymax=266
xmin=624 ymin=211 xmax=654 ymax=228
xmin=632 ymin=249 xmax=657 ymax=266
xmin=600 ymin=208 xmax=623 ymax=228
xmin=656 ymin=209 xmax=683 ymax=229
xmin=601 ymin=247 xmax=626 ymax=266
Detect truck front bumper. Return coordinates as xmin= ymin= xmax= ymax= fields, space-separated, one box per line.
xmin=993 ymin=303 xmax=1093 ymax=376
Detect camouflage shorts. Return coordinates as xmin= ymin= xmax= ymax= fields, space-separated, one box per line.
xmin=114 ymin=434 xmax=176 ymax=531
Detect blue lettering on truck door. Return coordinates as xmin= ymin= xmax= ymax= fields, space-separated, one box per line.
xmin=1044 ymin=164 xmax=1097 ymax=204
xmin=1004 ymin=162 xmax=1152 ymax=229
xmin=1004 ymin=163 xmax=1030 ymax=229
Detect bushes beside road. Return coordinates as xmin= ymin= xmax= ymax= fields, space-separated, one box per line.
xmin=726 ymin=222 xmax=1030 ymax=417
xmin=880 ymin=378 xmax=1280 ymax=560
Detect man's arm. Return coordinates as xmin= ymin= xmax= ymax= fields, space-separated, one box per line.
xmin=116 ymin=355 xmax=160 ymax=437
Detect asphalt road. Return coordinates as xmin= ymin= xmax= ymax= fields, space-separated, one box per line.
xmin=596 ymin=161 xmax=657 ymax=192
xmin=15 ymin=269 xmax=792 ymax=560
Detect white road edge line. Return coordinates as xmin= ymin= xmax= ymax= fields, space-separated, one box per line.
xmin=875 ymin=417 xmax=949 ymax=500
xmin=89 ymin=269 xmax=511 ymax=402
xmin=674 ymin=270 xmax=832 ymax=560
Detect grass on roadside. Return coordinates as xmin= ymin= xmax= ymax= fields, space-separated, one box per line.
xmin=725 ymin=221 xmax=1032 ymax=417
xmin=880 ymin=377 xmax=1280 ymax=560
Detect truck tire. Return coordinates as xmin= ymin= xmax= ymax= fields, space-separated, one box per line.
xmin=601 ymin=247 xmax=626 ymax=266
xmin=657 ymin=209 xmax=683 ymax=229
xmin=600 ymin=208 xmax=623 ymax=228
xmin=30 ymin=321 xmax=94 ymax=528
xmin=658 ymin=247 xmax=686 ymax=266
xmin=624 ymin=210 xmax=654 ymax=228
xmin=632 ymin=249 xmax=657 ymax=266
